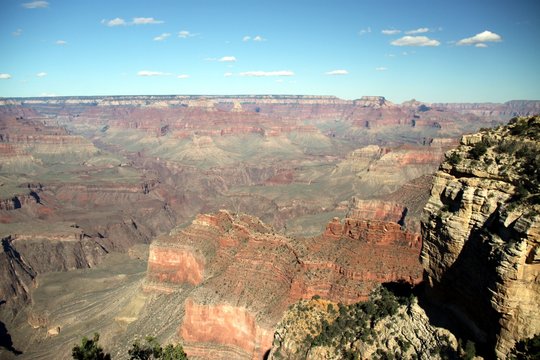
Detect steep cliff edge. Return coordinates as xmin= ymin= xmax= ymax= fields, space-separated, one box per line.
xmin=142 ymin=209 xmax=422 ymax=359
xmin=421 ymin=116 xmax=540 ymax=358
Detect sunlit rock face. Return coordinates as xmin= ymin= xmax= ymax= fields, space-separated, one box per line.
xmin=180 ymin=299 xmax=273 ymax=360
xmin=144 ymin=208 xmax=422 ymax=359
xmin=421 ymin=116 xmax=540 ymax=357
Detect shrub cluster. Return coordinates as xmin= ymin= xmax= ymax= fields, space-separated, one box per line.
xmin=72 ymin=334 xmax=188 ymax=360
xmin=469 ymin=141 xmax=489 ymax=160
xmin=447 ymin=152 xmax=462 ymax=166
xmin=293 ymin=287 xmax=418 ymax=360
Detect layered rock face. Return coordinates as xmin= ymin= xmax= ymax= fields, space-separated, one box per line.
xmin=0 ymin=116 xmax=98 ymax=165
xmin=144 ymin=209 xmax=422 ymax=359
xmin=332 ymin=144 xmax=446 ymax=198
xmin=421 ymin=116 xmax=540 ymax=357
xmin=0 ymin=236 xmax=36 ymax=308
xmin=0 ymin=114 xmax=180 ymax=315
xmin=4 ymin=96 xmax=537 ymax=140
xmin=181 ymin=300 xmax=273 ymax=360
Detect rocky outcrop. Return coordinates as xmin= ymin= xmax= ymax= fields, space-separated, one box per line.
xmin=347 ymin=198 xmax=407 ymax=224
xmin=144 ymin=209 xmax=423 ymax=359
xmin=353 ymin=96 xmax=392 ymax=108
xmin=268 ymin=290 xmax=459 ymax=360
xmin=421 ymin=116 xmax=540 ymax=358
xmin=0 ymin=236 xmax=36 ymax=310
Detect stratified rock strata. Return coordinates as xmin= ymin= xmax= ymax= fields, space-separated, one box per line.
xmin=144 ymin=209 xmax=422 ymax=359
xmin=421 ymin=116 xmax=540 ymax=358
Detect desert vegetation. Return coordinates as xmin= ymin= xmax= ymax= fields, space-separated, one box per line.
xmin=72 ymin=333 xmax=187 ymax=360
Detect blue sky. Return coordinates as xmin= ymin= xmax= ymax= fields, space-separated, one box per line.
xmin=0 ymin=0 xmax=539 ymax=102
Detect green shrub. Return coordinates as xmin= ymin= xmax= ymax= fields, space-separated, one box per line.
xmin=495 ymin=140 xmax=519 ymax=154
xmin=463 ymin=340 xmax=476 ymax=360
xmin=72 ymin=333 xmax=111 ymax=360
xmin=447 ymin=152 xmax=461 ymax=166
xmin=72 ymin=334 xmax=187 ymax=360
xmin=470 ymin=141 xmax=488 ymax=160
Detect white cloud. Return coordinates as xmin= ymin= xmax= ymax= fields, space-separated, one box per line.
xmin=239 ymin=71 xmax=294 ymax=77
xmin=382 ymin=29 xmax=401 ymax=35
xmin=457 ymin=30 xmax=502 ymax=46
xmin=12 ymin=29 xmax=23 ymax=36
xmin=177 ymin=74 xmax=190 ymax=79
xmin=153 ymin=33 xmax=171 ymax=41
xmin=405 ymin=27 xmax=430 ymax=35
xmin=22 ymin=1 xmax=48 ymax=9
xmin=218 ymin=56 xmax=237 ymax=62
xmin=178 ymin=30 xmax=196 ymax=38
xmin=391 ymin=36 xmax=440 ymax=46
xmin=137 ymin=70 xmax=170 ymax=77
xmin=325 ymin=69 xmax=349 ymax=76
xmin=102 ymin=17 xmax=164 ymax=27
xmin=224 ymin=72 xmax=233 ymax=77
xmin=375 ymin=67 xmax=387 ymax=71
xmin=103 ymin=18 xmax=126 ymax=27
xmin=358 ymin=27 xmax=371 ymax=36
xmin=36 ymin=72 xmax=47 ymax=77
xmin=0 ymin=73 xmax=12 ymax=79
xmin=56 ymin=40 xmax=67 ymax=45
xmin=243 ymin=35 xmax=266 ymax=42
xmin=133 ymin=17 xmax=164 ymax=25
xmin=40 ymin=92 xmax=57 ymax=97
xmin=475 ymin=43 xmax=488 ymax=48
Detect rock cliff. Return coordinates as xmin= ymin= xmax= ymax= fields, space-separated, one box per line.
xmin=143 ymin=209 xmax=422 ymax=359
xmin=421 ymin=116 xmax=540 ymax=358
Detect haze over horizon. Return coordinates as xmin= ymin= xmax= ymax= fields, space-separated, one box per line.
xmin=1 ymin=0 xmax=539 ymax=103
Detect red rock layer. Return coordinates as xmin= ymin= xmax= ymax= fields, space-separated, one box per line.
xmin=147 ymin=246 xmax=204 ymax=286
xmin=346 ymin=199 xmax=406 ymax=223
xmin=181 ymin=299 xmax=273 ymax=360
xmin=145 ymin=210 xmax=423 ymax=359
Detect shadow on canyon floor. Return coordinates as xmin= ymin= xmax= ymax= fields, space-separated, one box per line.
xmin=0 ymin=319 xmax=22 ymax=355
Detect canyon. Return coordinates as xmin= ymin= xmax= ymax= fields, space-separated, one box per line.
xmin=0 ymin=96 xmax=538 ymax=359
xmin=266 ymin=116 xmax=540 ymax=359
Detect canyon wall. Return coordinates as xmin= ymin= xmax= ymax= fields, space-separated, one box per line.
xmin=421 ymin=116 xmax=540 ymax=357
xmin=4 ymin=96 xmax=538 ymax=141
xmin=143 ymin=207 xmax=422 ymax=359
